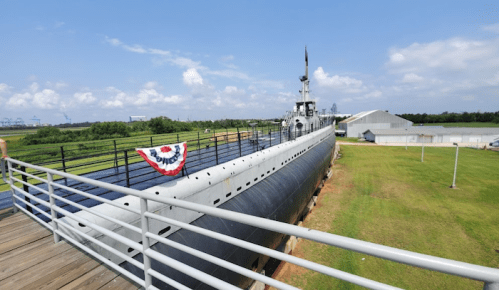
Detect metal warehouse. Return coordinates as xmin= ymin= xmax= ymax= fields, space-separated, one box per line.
xmin=338 ymin=110 xmax=412 ymax=138
xmin=364 ymin=127 xmax=499 ymax=146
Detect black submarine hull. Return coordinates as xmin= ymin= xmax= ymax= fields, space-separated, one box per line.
xmin=121 ymin=132 xmax=336 ymax=289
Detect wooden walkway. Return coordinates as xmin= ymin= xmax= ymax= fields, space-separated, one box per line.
xmin=0 ymin=208 xmax=141 ymax=290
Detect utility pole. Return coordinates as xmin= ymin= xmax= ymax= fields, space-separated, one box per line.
xmin=421 ymin=135 xmax=425 ymax=162
xmin=451 ymin=143 xmax=459 ymax=188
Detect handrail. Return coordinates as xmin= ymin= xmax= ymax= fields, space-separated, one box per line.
xmin=2 ymin=125 xmax=497 ymax=289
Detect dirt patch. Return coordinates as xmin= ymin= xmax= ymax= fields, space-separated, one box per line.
xmin=270 ymin=162 xmax=349 ymax=287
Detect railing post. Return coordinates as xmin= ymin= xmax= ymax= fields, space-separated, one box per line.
xmin=47 ymin=172 xmax=60 ymax=243
xmin=113 ymin=140 xmax=118 ymax=169
xmin=215 ymin=138 xmax=219 ymax=165
xmin=124 ymin=150 xmax=130 ymax=188
xmin=7 ymin=160 xmax=18 ymax=213
xmin=279 ymin=125 xmax=282 ymax=144
xmin=20 ymin=166 xmax=33 ymax=213
xmin=150 ymin=136 xmax=153 ymax=147
xmin=237 ymin=128 xmax=242 ymax=157
xmin=198 ymin=131 xmax=200 ymax=151
xmin=60 ymin=146 xmax=66 ymax=173
xmin=140 ymin=198 xmax=153 ymax=288
xmin=177 ymin=134 xmax=179 ymax=143
xmin=269 ymin=129 xmax=272 ymax=147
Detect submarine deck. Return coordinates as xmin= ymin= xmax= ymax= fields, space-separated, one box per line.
xmin=0 ymin=208 xmax=140 ymax=290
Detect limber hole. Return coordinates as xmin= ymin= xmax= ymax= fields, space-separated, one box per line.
xmin=78 ymin=223 xmax=86 ymax=227
xmin=237 ymin=186 xmax=242 ymax=191
xmin=214 ymin=199 xmax=220 ymax=205
xmin=254 ymin=178 xmax=258 ymax=181
xmin=159 ymin=226 xmax=171 ymax=236
xmin=226 ymin=192 xmax=232 ymax=197
xmin=246 ymin=182 xmax=250 ymax=186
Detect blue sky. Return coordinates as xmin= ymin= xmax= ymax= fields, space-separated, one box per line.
xmin=1 ymin=1 xmax=499 ymax=125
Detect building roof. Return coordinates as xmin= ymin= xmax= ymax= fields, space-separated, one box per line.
xmin=339 ymin=110 xmax=377 ymax=123
xmin=364 ymin=127 xmax=499 ymax=136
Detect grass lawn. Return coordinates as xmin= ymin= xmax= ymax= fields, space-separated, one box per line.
xmin=274 ymin=145 xmax=499 ymax=289
xmin=336 ymin=137 xmax=367 ymax=143
xmin=414 ymin=122 xmax=499 ymax=128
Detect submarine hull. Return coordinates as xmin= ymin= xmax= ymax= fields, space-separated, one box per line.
xmin=121 ymin=131 xmax=336 ymax=289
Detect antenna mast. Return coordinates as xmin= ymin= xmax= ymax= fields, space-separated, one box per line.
xmin=299 ymin=46 xmax=310 ymax=102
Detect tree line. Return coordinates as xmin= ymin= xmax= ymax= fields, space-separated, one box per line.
xmin=396 ymin=111 xmax=499 ymax=124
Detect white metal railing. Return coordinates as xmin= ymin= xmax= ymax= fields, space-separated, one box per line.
xmin=1 ymin=156 xmax=499 ymax=290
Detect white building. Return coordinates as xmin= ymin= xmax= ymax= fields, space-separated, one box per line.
xmin=364 ymin=127 xmax=499 ymax=145
xmin=338 ymin=110 xmax=412 ymax=138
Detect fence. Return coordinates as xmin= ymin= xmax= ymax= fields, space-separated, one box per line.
xmin=1 ymin=150 xmax=499 ymax=289
xmin=1 ymin=119 xmax=335 ymax=220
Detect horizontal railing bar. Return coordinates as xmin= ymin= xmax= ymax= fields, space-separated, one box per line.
xmin=160 ymin=197 xmax=499 ymax=284
xmin=50 ymin=182 xmax=141 ymax=215
xmin=147 ymin=268 xmax=192 ymax=290
xmin=143 ymin=248 xmax=239 ymax=290
xmin=52 ymin=194 xmax=142 ymax=235
xmin=145 ymin=231 xmax=299 ymax=290
xmin=13 ymin=202 xmax=53 ymax=230
xmin=13 ymin=194 xmax=52 ymax=220
xmin=55 ymin=219 xmax=144 ymax=270
xmin=53 ymin=227 xmax=146 ymax=287
xmin=144 ymin=212 xmax=399 ymax=290
xmin=10 ymin=176 xmax=50 ymax=196
xmin=11 ymin=167 xmax=48 ymax=184
xmin=52 ymin=205 xmax=143 ymax=253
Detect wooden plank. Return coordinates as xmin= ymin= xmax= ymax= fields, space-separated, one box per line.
xmin=99 ymin=275 xmax=140 ymax=290
xmin=0 ymin=208 xmax=15 ymax=219
xmin=0 ymin=235 xmax=52 ymax=264
xmin=0 ymin=226 xmax=51 ymax=255
xmin=20 ymin=254 xmax=100 ymax=290
xmin=0 ymin=250 xmax=87 ymax=290
xmin=0 ymin=220 xmax=47 ymax=242
xmin=0 ymin=212 xmax=30 ymax=227
xmin=59 ymin=264 xmax=121 ymax=290
xmin=0 ymin=239 xmax=74 ymax=281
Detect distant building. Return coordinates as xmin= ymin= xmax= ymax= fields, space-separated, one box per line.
xmin=338 ymin=110 xmax=412 ymax=138
xmin=130 ymin=116 xmax=146 ymax=122
xmin=364 ymin=127 xmax=499 ymax=145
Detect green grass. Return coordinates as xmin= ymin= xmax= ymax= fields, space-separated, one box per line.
xmin=279 ymin=145 xmax=499 ymax=289
xmin=414 ymin=122 xmax=499 ymax=127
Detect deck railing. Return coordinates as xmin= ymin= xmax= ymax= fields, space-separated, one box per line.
xmin=1 ymin=152 xmax=499 ymax=289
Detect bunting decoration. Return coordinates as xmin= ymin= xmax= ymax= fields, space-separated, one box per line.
xmin=136 ymin=142 xmax=187 ymax=176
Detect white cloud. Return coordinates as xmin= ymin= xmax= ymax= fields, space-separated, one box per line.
xmin=313 ymin=67 xmax=363 ymax=89
xmin=220 ymin=55 xmax=234 ymax=62
xmin=402 ymin=73 xmax=424 ymax=83
xmin=32 ymin=89 xmax=59 ymax=109
xmin=123 ymin=44 xmax=147 ymax=54
xmin=144 ymin=81 xmax=159 ymax=89
xmin=363 ymin=90 xmax=382 ymax=99
xmin=148 ymin=48 xmax=170 ymax=56
xmin=7 ymin=92 xmax=31 ymax=107
xmin=55 ymin=21 xmax=65 ymax=28
xmin=483 ymin=23 xmax=499 ymax=34
xmin=105 ymin=36 xmax=122 ymax=46
xmin=74 ymin=92 xmax=96 ymax=104
xmin=29 ymin=82 xmax=39 ymax=93
xmin=164 ymin=95 xmax=183 ymax=104
xmin=183 ymin=68 xmax=204 ymax=86
xmin=0 ymin=83 xmax=11 ymax=94
xmin=205 ymin=69 xmax=250 ymax=80
xmin=100 ymin=99 xmax=124 ymax=108
xmin=462 ymin=95 xmax=475 ymax=101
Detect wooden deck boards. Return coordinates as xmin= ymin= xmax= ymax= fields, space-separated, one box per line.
xmin=0 ymin=208 xmax=140 ymax=290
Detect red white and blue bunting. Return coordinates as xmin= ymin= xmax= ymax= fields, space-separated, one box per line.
xmin=136 ymin=142 xmax=187 ymax=176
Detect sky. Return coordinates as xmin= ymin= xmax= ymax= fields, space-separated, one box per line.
xmin=1 ymin=1 xmax=499 ymax=125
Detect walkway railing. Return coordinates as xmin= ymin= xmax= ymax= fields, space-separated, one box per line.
xmin=1 ymin=147 xmax=499 ymax=289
